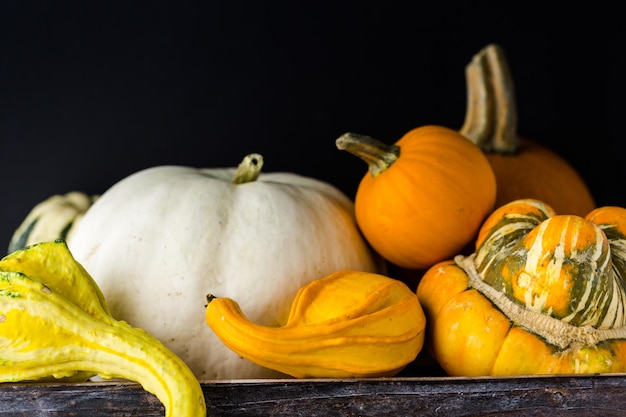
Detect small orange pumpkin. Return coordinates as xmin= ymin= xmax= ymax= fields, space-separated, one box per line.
xmin=417 ymin=199 xmax=626 ymax=376
xmin=459 ymin=44 xmax=595 ymax=217
xmin=336 ymin=125 xmax=496 ymax=270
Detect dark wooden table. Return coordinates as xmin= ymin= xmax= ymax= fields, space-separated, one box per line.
xmin=2 ymin=373 xmax=626 ymax=416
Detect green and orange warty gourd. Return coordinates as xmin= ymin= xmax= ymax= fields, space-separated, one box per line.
xmin=336 ymin=125 xmax=496 ymax=270
xmin=417 ymin=199 xmax=626 ymax=376
xmin=459 ymin=44 xmax=595 ymax=217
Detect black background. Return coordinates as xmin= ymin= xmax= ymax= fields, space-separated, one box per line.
xmin=1 ymin=2 xmax=623 ymax=253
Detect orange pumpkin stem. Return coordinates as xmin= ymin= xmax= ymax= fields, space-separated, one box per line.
xmin=336 ymin=133 xmax=400 ymax=177
xmin=459 ymin=43 xmax=519 ymax=154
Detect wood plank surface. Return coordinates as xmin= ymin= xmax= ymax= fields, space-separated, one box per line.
xmin=2 ymin=374 xmax=626 ymax=416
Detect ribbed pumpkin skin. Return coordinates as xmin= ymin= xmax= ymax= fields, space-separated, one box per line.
xmin=417 ymin=199 xmax=626 ymax=376
xmin=355 ymin=125 xmax=496 ymax=269
xmin=205 ymin=270 xmax=426 ymax=379
xmin=485 ymin=139 xmax=596 ymax=217
xmin=65 ymin=165 xmax=384 ymax=380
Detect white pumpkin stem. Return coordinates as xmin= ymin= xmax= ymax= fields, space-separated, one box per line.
xmin=232 ymin=153 xmax=264 ymax=184
xmin=459 ymin=43 xmax=519 ymax=154
xmin=455 ymin=254 xmax=626 ymax=349
xmin=335 ymin=132 xmax=400 ymax=177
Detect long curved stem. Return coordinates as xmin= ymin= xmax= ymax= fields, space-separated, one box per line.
xmin=459 ymin=44 xmax=519 ymax=154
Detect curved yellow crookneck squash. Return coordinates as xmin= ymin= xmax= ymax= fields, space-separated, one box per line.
xmin=0 ymin=240 xmax=205 ymax=417
xmin=206 ymin=270 xmax=426 ymax=378
xmin=417 ymin=199 xmax=626 ymax=376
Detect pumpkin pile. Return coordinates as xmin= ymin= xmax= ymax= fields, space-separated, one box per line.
xmin=9 ymin=153 xmax=384 ymax=380
xmin=4 ymin=42 xmax=617 ymax=390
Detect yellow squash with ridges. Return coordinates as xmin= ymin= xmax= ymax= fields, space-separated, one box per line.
xmin=0 ymin=240 xmax=205 ymax=417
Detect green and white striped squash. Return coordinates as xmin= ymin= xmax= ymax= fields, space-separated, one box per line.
xmin=8 ymin=192 xmax=97 ymax=254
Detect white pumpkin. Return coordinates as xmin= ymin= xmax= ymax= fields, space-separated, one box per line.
xmin=65 ymin=154 xmax=383 ymax=379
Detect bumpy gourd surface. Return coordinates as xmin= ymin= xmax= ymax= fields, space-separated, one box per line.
xmin=0 ymin=240 xmax=206 ymax=417
xmin=417 ymin=199 xmax=626 ymax=376
xmin=206 ymin=270 xmax=426 ymax=378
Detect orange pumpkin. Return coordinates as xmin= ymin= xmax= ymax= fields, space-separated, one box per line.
xmin=336 ymin=125 xmax=496 ymax=270
xmin=417 ymin=199 xmax=626 ymax=376
xmin=459 ymin=44 xmax=595 ymax=217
